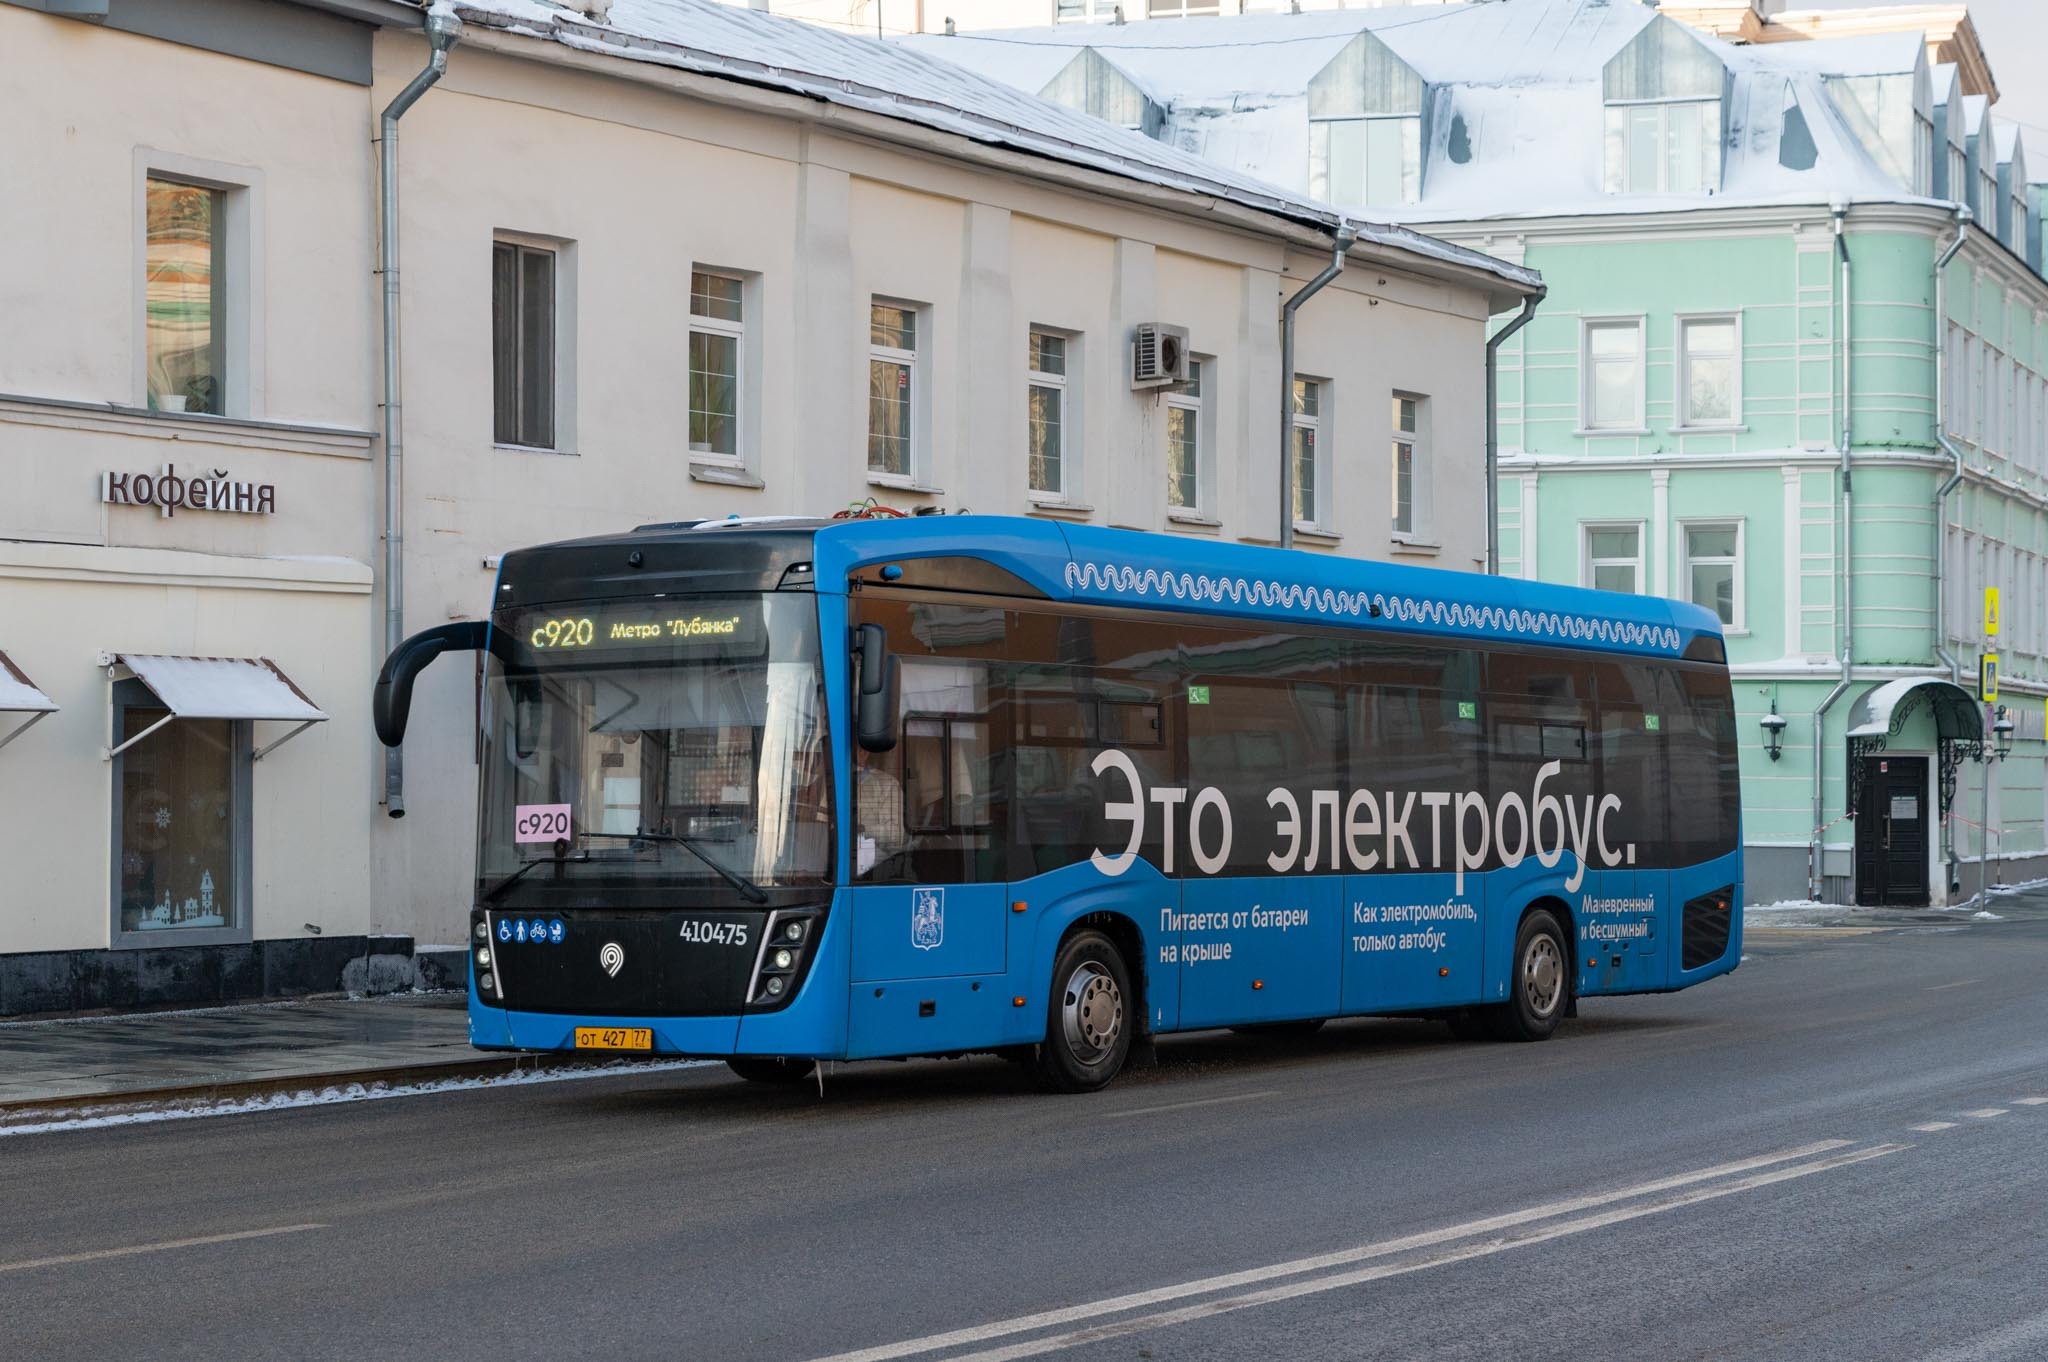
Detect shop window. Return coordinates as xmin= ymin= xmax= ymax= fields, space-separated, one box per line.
xmin=112 ymin=681 xmax=249 ymax=945
xmin=145 ymin=173 xmax=244 ymax=416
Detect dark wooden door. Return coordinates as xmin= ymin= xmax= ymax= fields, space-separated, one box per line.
xmin=1855 ymin=757 xmax=1930 ymax=906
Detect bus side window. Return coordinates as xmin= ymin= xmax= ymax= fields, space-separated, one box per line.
xmin=1592 ymin=660 xmax=1670 ymax=858
xmin=1659 ymin=665 xmax=1740 ymax=863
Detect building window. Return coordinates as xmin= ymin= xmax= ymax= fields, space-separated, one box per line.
xmin=869 ymin=301 xmax=921 ymax=479
xmin=1582 ymin=320 xmax=1644 ymax=430
xmin=1292 ymin=377 xmax=1324 ymax=528
xmin=1054 ymin=0 xmax=1119 ymax=19
xmin=1603 ymin=100 xmax=1721 ymax=194
xmin=1583 ymin=523 xmax=1644 ymax=594
xmin=1391 ymin=392 xmax=1427 ymax=535
xmin=688 ymin=269 xmax=745 ymax=464
xmin=1147 ymin=0 xmax=1220 ymax=15
xmin=1167 ymin=359 xmax=1206 ymax=514
xmin=145 ymin=176 xmax=228 ymax=416
xmin=1948 ymin=144 xmax=1969 ymax=207
xmin=1678 ymin=315 xmax=1739 ymax=426
xmin=1309 ymin=117 xmax=1422 ymax=206
xmin=1027 ymin=330 xmax=1068 ymax=498
xmin=112 ymin=683 xmax=247 ymax=944
xmin=493 ymin=239 xmax=558 ymax=449
xmin=1683 ymin=521 xmax=1742 ymax=627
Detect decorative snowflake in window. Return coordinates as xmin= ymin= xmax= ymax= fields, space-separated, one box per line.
xmin=152 ymin=806 xmax=173 ymax=830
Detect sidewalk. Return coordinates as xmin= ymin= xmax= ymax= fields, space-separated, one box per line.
xmin=0 ymin=992 xmax=524 ymax=1118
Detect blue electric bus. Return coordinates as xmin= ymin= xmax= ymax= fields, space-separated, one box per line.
xmin=374 ymin=515 xmax=1740 ymax=1092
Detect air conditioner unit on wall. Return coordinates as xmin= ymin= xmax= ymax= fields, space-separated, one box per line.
xmin=1131 ymin=323 xmax=1191 ymax=390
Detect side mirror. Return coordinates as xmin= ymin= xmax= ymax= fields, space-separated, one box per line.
xmin=374 ymin=621 xmax=490 ymax=747
xmin=855 ymin=622 xmax=900 ymax=754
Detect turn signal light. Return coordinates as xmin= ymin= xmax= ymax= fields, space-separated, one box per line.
xmin=1012 ymin=996 xmax=1027 ymax=1007
xmin=1251 ymin=979 xmax=1264 ymax=991
xmin=1011 ymin=901 xmax=1027 ymax=914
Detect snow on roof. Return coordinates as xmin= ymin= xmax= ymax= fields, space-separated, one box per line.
xmin=899 ymin=0 xmax=1957 ymax=227
xmin=1996 ymin=123 xmax=2023 ymax=161
xmin=433 ymin=0 xmax=1540 ymax=295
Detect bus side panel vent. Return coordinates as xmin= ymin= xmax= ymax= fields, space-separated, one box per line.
xmin=1681 ymin=886 xmax=1734 ymax=971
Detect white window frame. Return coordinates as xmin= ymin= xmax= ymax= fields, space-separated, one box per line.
xmin=1026 ymin=327 xmax=1075 ymax=502
xmin=1391 ymin=390 xmax=1433 ymax=544
xmin=1307 ymin=115 xmax=1423 ymax=207
xmin=134 ymin=150 xmax=263 ymax=419
xmin=1580 ymin=317 xmax=1647 ymax=433
xmin=867 ymin=297 xmax=928 ymax=487
xmin=1675 ymin=312 xmax=1742 ymax=429
xmin=1165 ymin=356 xmax=1213 ymax=522
xmin=687 ymin=266 xmax=752 ymax=476
xmin=1602 ymin=98 xmax=1722 ymax=195
xmin=1679 ymin=518 xmax=1745 ymax=632
xmin=491 ymin=229 xmax=578 ymax=455
xmin=1582 ymin=520 xmax=1646 ymax=595
xmin=1291 ymin=376 xmax=1329 ymax=533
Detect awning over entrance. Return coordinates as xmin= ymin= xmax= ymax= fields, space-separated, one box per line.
xmin=108 ymin=654 xmax=328 ymax=762
xmin=0 ymin=651 xmax=57 ymax=754
xmin=1846 ymin=677 xmax=1982 ymax=741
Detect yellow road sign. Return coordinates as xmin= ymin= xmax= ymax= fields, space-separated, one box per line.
xmin=1984 ymin=586 xmax=2001 ymax=637
xmin=1981 ymin=652 xmax=2000 ymax=703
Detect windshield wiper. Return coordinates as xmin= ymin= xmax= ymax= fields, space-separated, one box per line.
xmin=579 ymin=831 xmax=769 ymax=904
xmin=480 ymin=851 xmax=590 ymax=904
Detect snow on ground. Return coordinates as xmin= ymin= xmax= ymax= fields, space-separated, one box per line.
xmin=0 ymin=1059 xmax=715 ymax=1139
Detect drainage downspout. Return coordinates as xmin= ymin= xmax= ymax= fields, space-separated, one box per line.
xmin=378 ymin=9 xmax=462 ymax=819
xmin=1278 ymin=225 xmax=1356 ymax=550
xmin=1930 ymin=210 xmax=1971 ymax=893
xmin=1484 ymin=291 xmax=1543 ymax=574
xmin=1808 ymin=200 xmax=1854 ymax=900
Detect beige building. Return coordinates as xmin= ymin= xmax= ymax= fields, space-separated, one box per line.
xmin=0 ymin=0 xmax=1536 ymax=1014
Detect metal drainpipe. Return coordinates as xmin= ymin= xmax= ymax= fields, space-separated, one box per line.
xmin=1279 ymin=225 xmax=1356 ymax=550
xmin=1930 ymin=211 xmax=1971 ymax=894
xmin=1808 ymin=201 xmax=1854 ymax=900
xmin=378 ymin=9 xmax=462 ymax=820
xmin=1485 ymin=291 xmax=1543 ymax=574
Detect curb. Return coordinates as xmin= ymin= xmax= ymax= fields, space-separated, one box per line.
xmin=0 ymin=1052 xmax=682 ymax=1127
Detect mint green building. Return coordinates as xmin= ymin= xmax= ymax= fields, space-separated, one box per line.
xmin=917 ymin=0 xmax=2048 ymax=904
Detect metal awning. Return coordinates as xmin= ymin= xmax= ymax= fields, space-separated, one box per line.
xmin=0 ymin=651 xmax=57 ymax=754
xmin=1845 ymin=677 xmax=1983 ymax=742
xmin=109 ymin=654 xmax=328 ymax=762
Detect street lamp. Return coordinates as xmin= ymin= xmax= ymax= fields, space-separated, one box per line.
xmin=1993 ymin=705 xmax=2015 ymax=760
xmin=1759 ymin=704 xmax=1787 ymax=762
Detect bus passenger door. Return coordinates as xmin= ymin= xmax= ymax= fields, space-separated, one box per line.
xmin=1579 ymin=662 xmax=1673 ymax=995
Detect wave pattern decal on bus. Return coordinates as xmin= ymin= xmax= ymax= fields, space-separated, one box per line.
xmin=1061 ymin=561 xmax=1686 ymax=655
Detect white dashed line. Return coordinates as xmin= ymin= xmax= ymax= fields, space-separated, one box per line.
xmin=2013 ymin=1097 xmax=2048 ymax=1106
xmin=1910 ymin=1122 xmax=1958 ymax=1133
xmin=1962 ymin=1108 xmax=2009 ymax=1119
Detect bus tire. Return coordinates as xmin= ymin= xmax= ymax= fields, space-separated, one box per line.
xmin=1031 ymin=930 xmax=1132 ymax=1093
xmin=1494 ymin=909 xmax=1570 ymax=1042
xmin=727 ymin=1056 xmax=816 ymax=1085
xmin=1230 ymin=1019 xmax=1327 ymax=1039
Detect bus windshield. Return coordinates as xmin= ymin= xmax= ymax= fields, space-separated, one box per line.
xmin=478 ymin=593 xmax=832 ymax=901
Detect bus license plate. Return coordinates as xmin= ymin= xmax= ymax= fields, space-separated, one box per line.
xmin=574 ymin=1027 xmax=652 ymax=1051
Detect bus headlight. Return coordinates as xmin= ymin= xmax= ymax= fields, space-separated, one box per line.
xmin=478 ymin=972 xmax=495 ymax=993
xmin=764 ymin=976 xmax=785 ymax=997
xmin=772 ymin=948 xmax=794 ymax=970
xmin=473 ymin=920 xmax=490 ymax=942
xmin=782 ymin=920 xmax=805 ymax=943
xmin=476 ymin=947 xmax=491 ymax=968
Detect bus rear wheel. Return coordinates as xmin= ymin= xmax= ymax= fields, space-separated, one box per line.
xmin=727 ymin=1056 xmax=816 ymax=1085
xmin=1031 ymin=930 xmax=1132 ymax=1093
xmin=1494 ymin=909 xmax=1569 ymax=1042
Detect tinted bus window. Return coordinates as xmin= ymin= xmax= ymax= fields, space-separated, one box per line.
xmin=1661 ymin=663 xmax=1741 ymax=862
xmin=1591 ymin=660 xmax=1670 ymax=857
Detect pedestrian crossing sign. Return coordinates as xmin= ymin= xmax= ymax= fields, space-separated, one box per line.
xmin=1984 ymin=587 xmax=2001 ymax=638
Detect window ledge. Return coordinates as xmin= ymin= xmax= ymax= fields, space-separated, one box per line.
xmin=1573 ymin=427 xmax=1652 ymax=438
xmin=867 ymin=473 xmax=944 ymax=496
xmin=1671 ymin=423 xmax=1749 ymax=435
xmin=0 ymin=393 xmax=374 ymax=459
xmin=495 ymin=442 xmax=576 ymax=457
xmin=1167 ymin=510 xmax=1221 ymax=528
xmin=1291 ymin=523 xmax=1342 ymax=546
xmin=1389 ymin=533 xmax=1441 ymax=555
xmin=689 ymin=461 xmax=765 ymax=489
xmin=1027 ymin=496 xmax=1094 ymax=519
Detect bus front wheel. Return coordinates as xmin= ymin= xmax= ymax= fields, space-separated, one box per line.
xmin=1031 ymin=930 xmax=1133 ymax=1093
xmin=727 ymin=1056 xmax=817 ymax=1085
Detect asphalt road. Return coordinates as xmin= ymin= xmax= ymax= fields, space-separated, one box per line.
xmin=5 ymin=909 xmax=2047 ymax=1362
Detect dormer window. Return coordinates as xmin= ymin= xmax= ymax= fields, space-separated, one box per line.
xmin=1601 ymin=18 xmax=1725 ymax=195
xmin=1039 ymin=49 xmax=1164 ymax=138
xmin=1823 ymin=55 xmax=1934 ymax=198
xmin=1306 ymin=31 xmax=1426 ymax=207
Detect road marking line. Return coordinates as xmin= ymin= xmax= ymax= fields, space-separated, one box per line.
xmin=805 ymin=1140 xmax=1854 ymax=1362
xmin=1104 ymin=1090 xmax=1278 ymax=1119
xmin=1911 ymin=1122 xmax=1958 ymax=1132
xmin=0 ymin=1223 xmax=327 ymax=1274
xmin=2013 ymin=1097 xmax=2048 ymax=1106
xmin=1963 ymin=1108 xmax=2009 ymax=1119
xmin=941 ymin=1145 xmax=1906 ymax=1362
xmin=1923 ymin=979 xmax=1983 ymax=992
xmin=1910 ymin=1306 xmax=2048 ymax=1362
